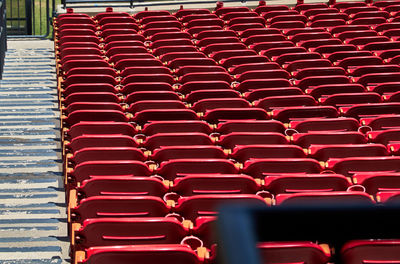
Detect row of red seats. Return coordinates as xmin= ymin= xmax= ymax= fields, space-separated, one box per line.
xmin=63 ymin=115 xmax=400 ymax=138
xmin=70 ymin=172 xmax=400 ymax=199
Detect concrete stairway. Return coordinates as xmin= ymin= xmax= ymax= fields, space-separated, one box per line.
xmin=0 ymin=40 xmax=68 ymax=263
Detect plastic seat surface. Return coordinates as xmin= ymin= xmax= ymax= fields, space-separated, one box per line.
xmin=78 ymin=176 xmax=167 ymax=198
xmin=71 ymin=161 xmax=152 ymax=183
xmin=143 ymin=133 xmax=213 ymax=150
xmin=275 ymin=191 xmax=375 ymax=205
xmin=243 ymin=158 xmax=323 ymax=177
xmin=70 ymin=147 xmax=146 ymax=165
xmin=361 ymin=114 xmax=400 ymax=130
xmin=64 ymin=110 xmax=128 ymax=126
xmin=353 ymin=173 xmax=400 ymax=195
xmin=258 ymin=242 xmax=330 ymax=264
xmin=216 ymin=120 xmax=285 ymax=134
xmin=151 ymin=146 xmax=227 ymax=162
xmin=66 ymin=122 xmax=137 ymax=139
xmin=63 ymin=92 xmax=120 ymax=106
xmin=175 ymin=194 xmax=266 ymax=221
xmin=125 ymin=91 xmax=180 ymax=104
xmin=264 ymin=174 xmax=351 ymax=195
xmin=218 ymin=132 xmax=288 ymax=149
xmin=63 ymin=103 xmax=123 ymax=115
xmin=327 ymin=156 xmax=400 ymax=176
xmin=74 ymin=217 xmax=187 ymax=249
xmin=341 ymin=240 xmax=400 ymax=264
xmin=367 ymin=129 xmax=400 ymax=145
xmin=271 ymin=106 xmax=339 ymax=123
xmin=71 ymin=196 xmax=169 ymax=223
xmin=185 ymin=89 xmax=241 ymax=104
xmin=309 ymin=144 xmax=389 ymax=161
xmin=172 ymin=174 xmax=260 ymax=196
xmin=131 ymin=109 xmax=199 ymax=124
xmin=128 ymin=100 xmax=186 ymax=113
xmin=245 ymin=87 xmax=304 ymax=102
xmin=157 ymin=159 xmax=239 ymax=180
xmin=231 ymin=144 xmax=306 ymax=162
xmin=289 ymin=118 xmax=360 ymax=133
xmin=141 ymin=121 xmax=212 ymax=135
xmin=203 ymin=108 xmax=269 ymax=123
xmin=292 ymin=132 xmax=367 ymax=148
xmin=67 ymin=135 xmax=139 ymax=154
xmin=192 ymin=98 xmax=251 ymax=112
xmin=121 ymin=83 xmax=174 ymax=94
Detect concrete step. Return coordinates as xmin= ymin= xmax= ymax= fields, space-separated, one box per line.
xmin=0 ymin=40 xmax=67 ymax=263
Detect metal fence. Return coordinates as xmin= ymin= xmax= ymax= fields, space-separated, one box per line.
xmin=62 ymin=0 xmax=135 ymax=8
xmin=0 ymin=0 xmax=6 ymax=79
xmin=6 ymin=0 xmax=56 ymax=37
xmin=61 ymin=0 xmax=248 ymax=9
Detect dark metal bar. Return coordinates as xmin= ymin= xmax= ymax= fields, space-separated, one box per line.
xmin=0 ymin=0 xmax=6 ymax=79
xmin=61 ymin=0 xmax=249 ymax=9
xmin=25 ymin=0 xmax=32 ymax=35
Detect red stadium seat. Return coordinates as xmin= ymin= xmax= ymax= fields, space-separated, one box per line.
xmin=172 ymin=174 xmax=261 ymax=196
xmin=73 ymin=217 xmax=187 ymax=253
xmin=174 ymin=194 xmax=266 ymax=222
xmin=66 ymin=135 xmax=139 ymax=154
xmin=127 ymin=100 xmax=186 ymax=113
xmin=157 ymin=159 xmax=240 ymax=180
xmin=192 ymin=98 xmax=251 ymax=112
xmin=258 ymin=242 xmax=331 ymax=264
xmin=353 ymin=173 xmax=400 ymax=195
xmin=218 ymin=132 xmax=288 ymax=149
xmin=289 ymin=117 xmax=360 ymax=133
xmin=255 ymin=95 xmax=317 ymax=111
xmin=341 ymin=103 xmax=400 ymax=118
xmin=245 ymin=87 xmax=304 ymax=102
xmin=367 ymin=129 xmax=400 ymax=145
xmin=327 ymin=156 xmax=400 ymax=176
xmin=309 ymin=144 xmax=389 ymax=161
xmin=320 ymin=92 xmax=382 ymax=107
xmin=270 ymin=106 xmax=339 ymax=122
xmin=142 ymin=133 xmax=213 ymax=150
xmin=264 ymin=174 xmax=351 ymax=194
xmin=66 ymin=122 xmax=137 ymax=140
xmin=120 ymin=83 xmax=174 ymax=94
xmin=131 ymin=109 xmax=199 ymax=124
xmin=151 ymin=146 xmax=227 ymax=162
xmin=341 ymin=240 xmax=400 ymax=264
xmin=231 ymin=144 xmax=306 ymax=162
xmin=63 ymin=110 xmax=129 ymax=126
xmin=70 ymin=196 xmax=169 ymax=223
xmin=125 ymin=91 xmax=180 ymax=104
xmin=142 ymin=121 xmax=212 ymax=135
xmin=275 ymin=191 xmax=375 ymax=205
xmin=185 ymin=89 xmax=241 ymax=104
xmin=361 ymin=114 xmax=400 ymax=130
xmin=292 ymin=132 xmax=367 ymax=148
xmin=243 ymin=158 xmax=323 ymax=177
xmin=306 ymin=84 xmax=366 ymax=98
xmin=76 ymin=176 xmax=167 ymax=198
xmin=203 ymin=108 xmax=269 ymax=123
xmin=69 ymin=161 xmax=152 ymax=184
xmin=216 ymin=120 xmax=285 ymax=134
xmin=182 ymin=14 xmax=218 ymax=24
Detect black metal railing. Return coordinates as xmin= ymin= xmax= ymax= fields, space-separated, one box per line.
xmin=6 ymin=0 xmax=56 ymax=37
xmin=61 ymin=0 xmax=247 ymax=9
xmin=0 ymin=0 xmax=6 ymax=79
